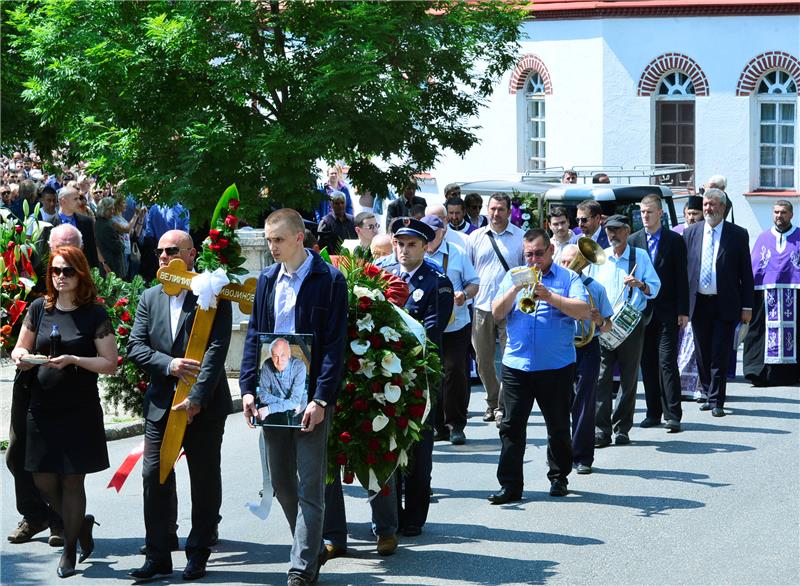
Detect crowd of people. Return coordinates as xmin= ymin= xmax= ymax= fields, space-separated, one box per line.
xmin=4 ymin=151 xmax=799 ymax=585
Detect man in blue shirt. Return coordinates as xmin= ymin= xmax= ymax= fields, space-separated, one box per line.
xmin=587 ymin=215 xmax=661 ymax=447
xmin=488 ymin=229 xmax=590 ymax=503
xmin=257 ymin=338 xmax=308 ymax=418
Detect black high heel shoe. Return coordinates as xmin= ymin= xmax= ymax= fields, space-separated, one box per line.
xmin=57 ymin=549 xmax=77 ymax=578
xmin=78 ymin=514 xmax=99 ymax=563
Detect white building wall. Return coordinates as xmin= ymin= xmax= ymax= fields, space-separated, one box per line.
xmin=430 ymin=13 xmax=800 ymax=239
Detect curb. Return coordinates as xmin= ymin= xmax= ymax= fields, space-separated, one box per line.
xmin=102 ymin=397 xmax=244 ymax=442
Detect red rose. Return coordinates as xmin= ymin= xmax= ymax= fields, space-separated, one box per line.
xmin=15 ymin=225 xmax=23 ymax=234
xmin=217 ymin=238 xmax=229 ymax=249
xmin=117 ymin=356 xmax=123 ymax=366
xmin=412 ymin=389 xmax=424 ymax=398
xmin=335 ymin=403 xmax=342 ymax=413
xmin=396 ymin=416 xmax=409 ymax=429
xmin=383 ymin=404 xmax=396 ymax=417
xmin=345 ymin=382 xmax=357 ymax=393
xmin=380 ymin=484 xmax=392 ymax=496
xmin=7 ymin=242 xmax=14 ymax=250
xmin=364 ymin=264 xmax=381 ymax=278
xmin=117 ymin=325 xmax=130 ymax=336
xmin=137 ymin=380 xmax=147 ymax=392
xmin=408 ymin=404 xmax=426 ymax=418
xmin=358 ymin=296 xmax=372 ymax=311
xmin=368 ymin=437 xmax=380 ymax=451
xmin=391 ymin=375 xmax=402 ymax=386
xmin=208 ymin=229 xmax=221 ymax=242
xmin=368 ymin=335 xmax=382 ymax=349
xmin=96 ymin=297 xmax=105 ymax=304
xmin=335 ymin=453 xmax=347 ymax=466
xmin=370 ymin=381 xmax=382 ymax=393
xmin=360 ymin=419 xmax=373 ymax=433
xmin=343 ymin=471 xmax=355 ymax=484
xmin=390 ymin=341 xmax=403 ymax=351
xmin=383 ymin=451 xmax=397 ymax=462
xmin=120 ymin=310 xmax=131 ymax=323
xmin=348 ymin=356 xmax=361 ymax=371
xmin=339 ymin=432 xmax=352 ymax=444
xmin=228 ymin=199 xmax=240 ymax=211
xmin=347 ymin=326 xmax=358 ymax=339
xmin=209 ymin=243 xmax=221 ymax=252
xmin=365 ymin=453 xmax=378 ymax=465
xmin=353 ymin=399 xmax=368 ymax=411
xmin=219 ymin=255 xmax=228 ymax=264
xmin=224 ymin=215 xmax=238 ymax=229
xmin=114 ymin=297 xmax=128 ymax=307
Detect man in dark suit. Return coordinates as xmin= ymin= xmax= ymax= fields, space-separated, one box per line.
xmin=56 ymin=186 xmax=102 ymax=271
xmin=576 ymin=200 xmax=610 ymax=249
xmin=630 ymin=194 xmax=689 ymax=433
xmin=684 ymin=189 xmax=754 ymax=417
xmin=384 ymin=181 xmax=427 ymax=231
xmin=128 ymin=229 xmax=233 ymax=581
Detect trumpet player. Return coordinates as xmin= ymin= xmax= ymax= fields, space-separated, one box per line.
xmin=488 ymin=229 xmax=590 ymax=503
xmin=560 ymin=243 xmax=613 ymax=475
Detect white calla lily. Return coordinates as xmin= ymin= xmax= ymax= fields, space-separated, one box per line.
xmin=380 ymin=352 xmax=402 ymax=375
xmin=353 ymin=285 xmax=374 ymax=300
xmin=350 ymin=339 xmax=371 ymax=356
xmin=383 ymin=383 xmax=401 ymax=403
xmin=356 ymin=314 xmax=375 ymax=332
xmin=372 ymin=393 xmax=386 ymax=405
xmin=379 ymin=326 xmax=400 ymax=342
xmin=358 ymin=359 xmax=376 ymax=378
xmin=372 ymin=414 xmax=390 ymax=432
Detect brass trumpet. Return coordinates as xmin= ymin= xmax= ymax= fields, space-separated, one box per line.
xmin=511 ymin=266 xmax=542 ymax=314
xmin=569 ymin=237 xmax=606 ymax=348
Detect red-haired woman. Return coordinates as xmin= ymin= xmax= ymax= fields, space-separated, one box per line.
xmin=11 ymin=246 xmax=117 ymax=578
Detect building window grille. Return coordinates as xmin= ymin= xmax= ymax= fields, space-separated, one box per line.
xmin=757 ymin=70 xmax=796 ymax=189
xmin=524 ymin=73 xmax=546 ymax=171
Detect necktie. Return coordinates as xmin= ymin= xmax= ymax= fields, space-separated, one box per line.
xmin=399 ymin=271 xmax=410 ymax=283
xmin=647 ymin=234 xmax=658 ymax=261
xmin=700 ymin=229 xmax=714 ymax=289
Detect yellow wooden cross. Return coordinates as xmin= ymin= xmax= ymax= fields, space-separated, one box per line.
xmin=156 ymin=258 xmax=257 ymax=484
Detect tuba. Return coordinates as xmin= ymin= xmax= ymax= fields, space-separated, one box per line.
xmin=569 ymin=237 xmax=607 ymax=348
xmin=510 ymin=266 xmax=542 ymax=314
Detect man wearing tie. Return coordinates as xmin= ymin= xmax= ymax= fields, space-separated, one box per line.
xmin=684 ymin=189 xmax=754 ymax=417
xmin=629 ymin=194 xmax=689 ymax=433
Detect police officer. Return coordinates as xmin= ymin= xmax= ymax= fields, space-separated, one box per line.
xmin=383 ymin=217 xmax=454 ymax=537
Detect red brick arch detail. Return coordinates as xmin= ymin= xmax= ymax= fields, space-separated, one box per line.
xmin=637 ymin=53 xmax=709 ymax=97
xmin=508 ymin=54 xmax=553 ymax=95
xmin=736 ymin=51 xmax=800 ymax=96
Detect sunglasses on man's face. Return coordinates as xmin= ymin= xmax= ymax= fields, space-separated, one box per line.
xmin=156 ymin=246 xmax=189 ymax=257
xmin=576 ymin=216 xmax=596 ymax=224
xmin=52 ymin=266 xmax=78 ymax=278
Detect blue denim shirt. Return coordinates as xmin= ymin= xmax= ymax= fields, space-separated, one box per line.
xmin=499 ymin=263 xmax=587 ymax=372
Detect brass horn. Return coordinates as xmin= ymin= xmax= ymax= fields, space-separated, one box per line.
xmin=570 ymin=237 xmax=606 ymax=348
xmin=510 ymin=266 xmax=542 ymax=314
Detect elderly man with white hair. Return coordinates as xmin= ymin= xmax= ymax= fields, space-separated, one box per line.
xmin=48 ymin=224 xmax=83 ymax=249
xmin=425 ymin=204 xmax=467 ymax=249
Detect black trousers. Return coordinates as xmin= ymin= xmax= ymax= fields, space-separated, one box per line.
xmin=641 ymin=315 xmax=683 ymax=422
xmin=437 ymin=323 xmax=472 ymax=433
xmin=497 ymin=364 xmax=574 ymax=491
xmin=396 ymin=427 xmax=433 ymax=530
xmin=573 ymin=339 xmax=600 ymax=467
xmin=142 ymin=412 xmax=225 ymax=564
xmin=5 ymin=373 xmax=61 ymax=528
xmin=691 ymin=294 xmax=737 ymax=409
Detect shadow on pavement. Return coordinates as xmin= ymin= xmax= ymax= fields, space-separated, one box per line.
xmin=623 ymin=439 xmax=756 ymax=455
xmin=680 ymin=421 xmax=790 ymax=434
xmin=593 ymin=467 xmax=730 ymax=488
xmin=1 ymin=549 xmax=60 ymax=585
xmin=723 ymin=407 xmax=800 ymax=420
xmin=725 ymin=394 xmax=800 ymax=405
xmin=562 ymin=490 xmax=705 ymax=518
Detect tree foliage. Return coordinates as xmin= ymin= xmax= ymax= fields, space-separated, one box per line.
xmin=6 ymin=0 xmax=524 ymax=219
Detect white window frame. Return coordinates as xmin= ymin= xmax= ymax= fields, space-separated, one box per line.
xmin=755 ymin=70 xmax=797 ymax=190
xmin=518 ymin=72 xmax=546 ymax=173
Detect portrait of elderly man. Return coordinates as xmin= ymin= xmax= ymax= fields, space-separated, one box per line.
xmin=257 ymin=338 xmax=309 ymax=419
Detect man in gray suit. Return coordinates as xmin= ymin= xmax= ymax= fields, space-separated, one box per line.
xmin=128 ymin=230 xmax=233 ymax=581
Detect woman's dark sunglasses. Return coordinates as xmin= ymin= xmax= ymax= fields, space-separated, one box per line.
xmin=52 ymin=266 xmax=78 ymax=278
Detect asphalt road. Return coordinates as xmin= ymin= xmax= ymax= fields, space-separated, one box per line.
xmin=1 ymin=379 xmax=798 ymax=585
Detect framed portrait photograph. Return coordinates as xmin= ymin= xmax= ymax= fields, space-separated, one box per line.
xmin=252 ymin=333 xmax=313 ymax=428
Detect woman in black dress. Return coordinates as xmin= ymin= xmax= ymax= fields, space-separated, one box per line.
xmin=11 ymin=245 xmax=118 ymax=578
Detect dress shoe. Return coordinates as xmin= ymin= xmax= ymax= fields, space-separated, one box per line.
xmin=549 ymin=480 xmax=568 ymax=497
xmin=494 ymin=409 xmax=503 ymax=428
xmin=639 ymin=417 xmax=661 ymax=428
xmin=699 ymin=402 xmax=712 ymax=411
xmin=48 ymin=526 xmax=65 ymax=547
xmin=402 ymin=525 xmax=422 ymax=537
xmin=594 ymin=434 xmax=611 ymax=448
xmin=575 ymin=463 xmax=592 ymax=475
xmin=182 ymin=556 xmax=207 ymax=581
xmin=323 ymin=543 xmax=346 ymax=560
xmin=78 ymin=514 xmax=99 ymax=563
xmin=7 ymin=518 xmax=49 ymax=543
xmin=139 ymin=534 xmax=180 ymax=555
xmin=665 ymin=420 xmax=681 ymax=433
xmin=487 ymin=487 xmax=522 ymax=505
xmin=482 ymin=407 xmax=495 ymax=422
xmin=433 ymin=428 xmax=450 ymax=442
xmin=614 ymin=433 xmax=630 ymax=445
xmin=57 ymin=550 xmax=76 ymax=579
xmin=376 ymin=534 xmax=398 ymax=556
xmin=712 ymin=407 xmax=726 ymax=417
xmin=449 ymin=430 xmax=466 ymax=445
xmin=129 ymin=559 xmax=173 ymax=581
xmin=287 ymin=575 xmax=310 ymax=586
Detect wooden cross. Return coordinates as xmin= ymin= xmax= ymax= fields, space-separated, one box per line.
xmin=156 ymin=258 xmax=257 ymax=484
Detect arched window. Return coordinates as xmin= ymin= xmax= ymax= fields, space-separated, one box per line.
xmin=524 ymin=73 xmax=546 ymax=171
xmin=657 ymin=72 xmax=696 ymax=96
xmin=757 ymin=70 xmax=797 ymax=189
xmin=655 ymin=71 xmax=696 ymax=185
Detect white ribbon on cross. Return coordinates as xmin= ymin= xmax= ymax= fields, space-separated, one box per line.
xmin=190 ymin=268 xmax=230 ymax=310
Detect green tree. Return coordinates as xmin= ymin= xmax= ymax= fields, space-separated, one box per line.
xmin=7 ymin=0 xmax=524 ymax=218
